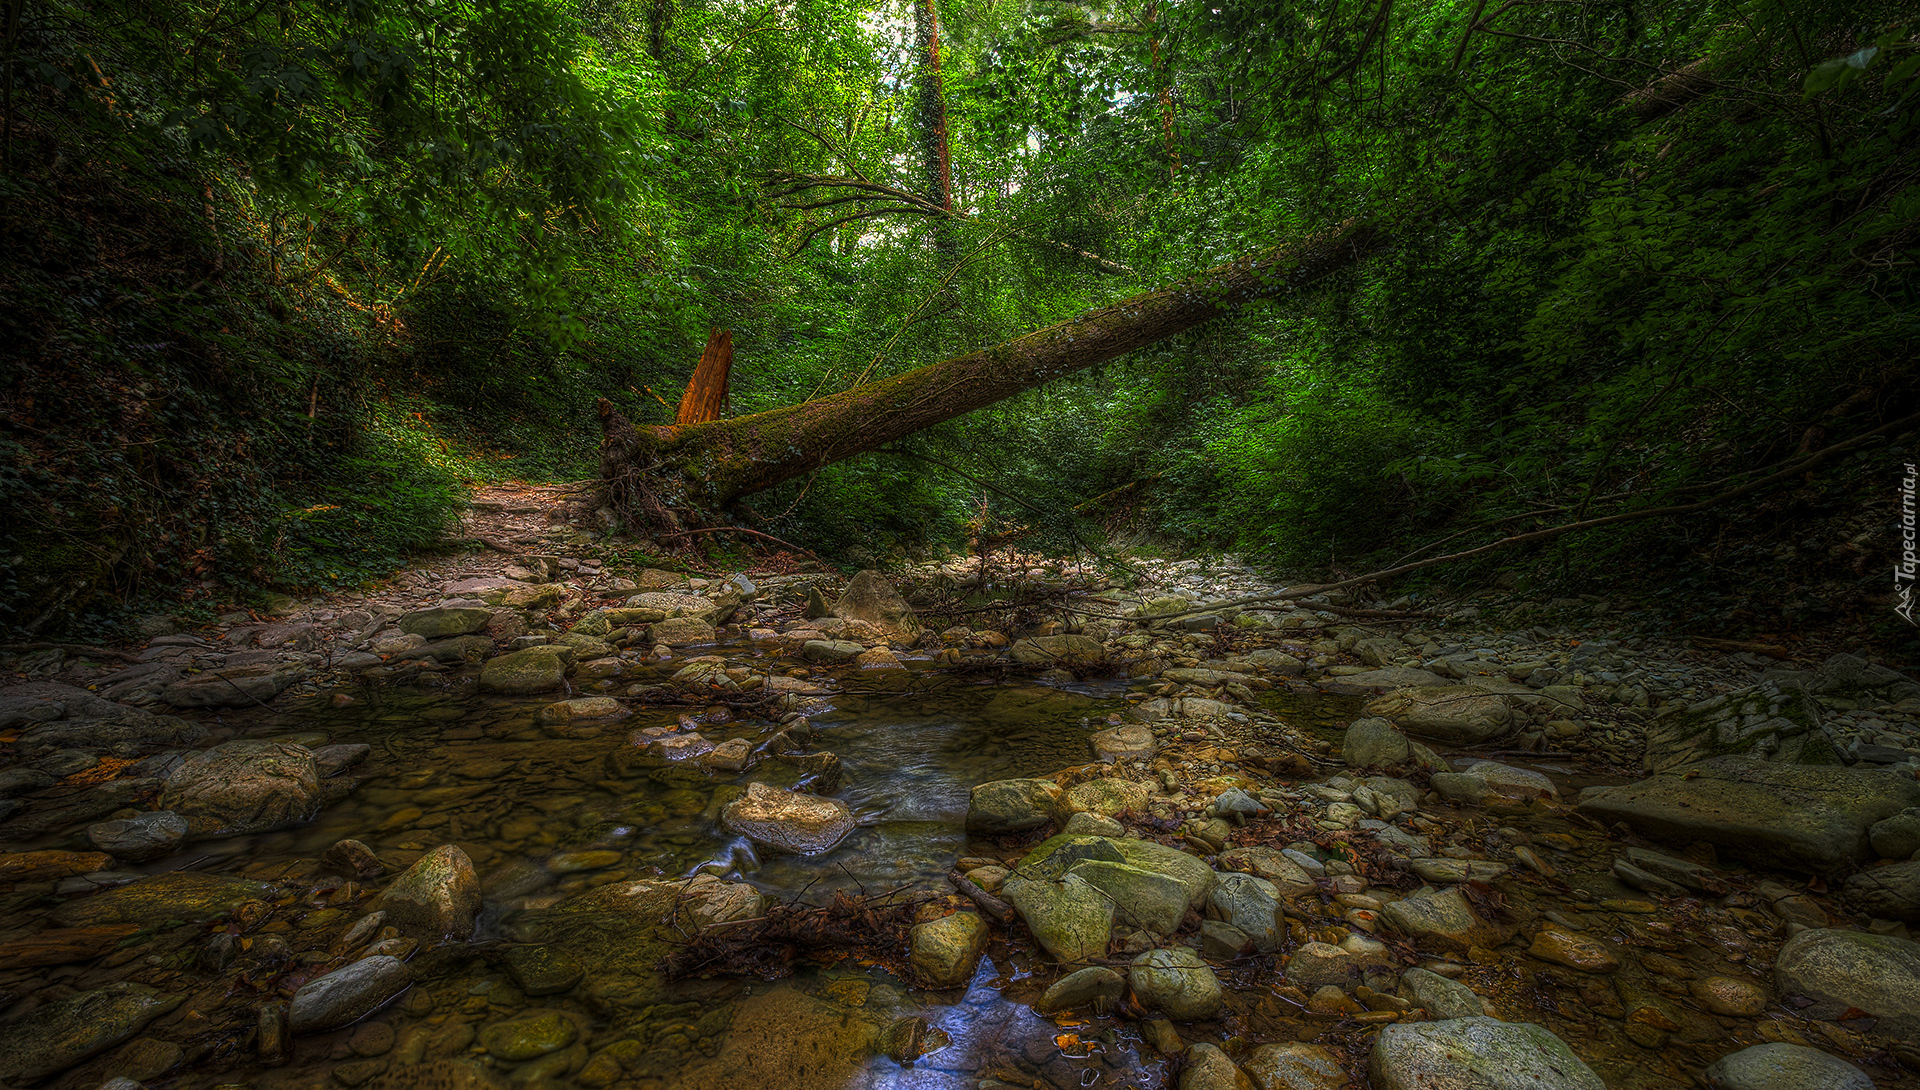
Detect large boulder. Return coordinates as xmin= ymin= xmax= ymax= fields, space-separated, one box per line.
xmin=1703 ymin=1043 xmax=1872 ymax=1090
xmin=1016 ymin=833 xmax=1216 ymax=910
xmin=1071 ymin=860 xmax=1189 ymax=935
xmin=290 ymin=955 xmax=412 ymax=1035
xmin=1643 ymin=683 xmax=1836 ymax=772
xmin=910 ymin=911 xmax=990 ymax=987
xmin=1578 ymin=757 xmax=1920 ymax=876
xmin=1243 ymin=1042 xmax=1350 ymax=1090
xmin=721 ymin=782 xmax=855 ymax=855
xmin=1370 ymin=1018 xmax=1604 ymax=1090
xmin=1773 ymin=928 xmax=1920 ymax=1040
xmin=1003 ymin=872 xmax=1114 ymax=963
xmin=50 ymin=871 xmax=275 ymax=927
xmin=478 ymin=647 xmax=572 ymax=694
xmin=87 ymin=811 xmax=188 ymax=862
xmin=378 ymin=845 xmax=482 ymax=939
xmin=1010 ymin=635 xmax=1107 ymax=669
xmin=1208 ymin=873 xmax=1284 ymax=953
xmin=1130 ymin=947 xmax=1224 ymax=1021
xmin=161 ymin=664 xmax=303 ymax=708
xmin=967 ymin=778 xmax=1064 ymax=834
xmin=0 ymin=983 xmax=183 ymax=1082
xmin=829 ymin=570 xmax=921 ymax=640
xmin=398 ymin=606 xmax=492 ymax=639
xmin=1340 ymin=718 xmax=1440 ymax=770
xmin=1380 ymin=887 xmax=1517 ymax=954
xmin=1842 ymin=859 xmax=1920 ymax=922
xmin=1363 ymin=685 xmax=1516 ymax=745
xmin=160 ymin=739 xmax=323 ymax=836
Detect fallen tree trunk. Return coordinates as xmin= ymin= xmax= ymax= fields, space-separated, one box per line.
xmin=599 ymin=219 xmax=1384 ymax=529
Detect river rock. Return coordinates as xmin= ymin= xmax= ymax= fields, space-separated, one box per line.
xmin=88 ymin=811 xmax=188 ymax=861
xmin=51 ymin=870 xmax=273 ymax=927
xmin=1689 ymin=976 xmax=1769 ymax=1016
xmin=1372 ymin=1018 xmax=1603 ymax=1089
xmin=1527 ymin=927 xmax=1619 ymax=972
xmin=828 ymin=570 xmax=921 ymax=639
xmin=478 ymin=646 xmax=572 ymax=694
xmin=378 ymin=845 xmax=481 ymax=939
xmin=479 ymin=1010 xmax=576 ymax=1061
xmin=910 ymin=911 xmax=990 ymax=987
xmin=537 ymin=697 xmax=628 ymax=723
xmin=1644 ymin=682 xmax=1834 ymax=772
xmin=1871 ymin=808 xmax=1920 ymax=860
xmin=0 ymin=849 xmax=112 ymax=881
xmin=1380 ymin=887 xmax=1516 ymax=954
xmin=1461 ymin=761 xmax=1558 ymax=801
xmin=1063 ymin=812 xmax=1125 ymax=837
xmin=1208 ymin=873 xmax=1284 ymax=952
xmin=1322 ymin=668 xmax=1449 ymax=694
xmin=1091 ymin=723 xmax=1157 ymax=762
xmin=1037 ymin=966 xmax=1126 ymax=1013
xmin=801 ymin=639 xmax=865 ymax=664
xmin=16 ymin=712 xmax=209 ymax=759
xmin=1284 ymin=942 xmax=1357 ymax=989
xmin=1702 ymin=1043 xmax=1872 ymax=1090
xmin=1579 ymin=756 xmax=1920 ymax=876
xmin=0 ymin=983 xmax=183 ymax=1082
xmin=1842 ymin=859 xmax=1920 ymax=922
xmin=290 ymin=955 xmax=412 ymax=1035
xmin=1364 ymin=685 xmax=1516 ymax=745
xmin=504 ymin=945 xmax=584 ymax=997
xmin=322 ymin=839 xmax=388 ymax=879
xmin=161 ymin=664 xmax=303 ymax=708
xmin=1064 ymin=776 xmax=1148 ymax=818
xmin=649 ymin=616 xmax=716 ymax=645
xmin=1003 ymin=872 xmax=1114 ymax=962
xmin=1183 ymin=1043 xmax=1256 ymax=1090
xmin=398 ymin=606 xmax=491 ymax=639
xmin=1072 ymin=860 xmax=1189 ymax=935
xmin=1010 ymin=634 xmax=1106 ymax=669
xmin=1341 ymin=718 xmax=1440 ymax=770
xmin=1400 ymin=967 xmax=1489 ymax=1019
xmin=1217 ymin=846 xmax=1316 ymax=898
xmin=158 ymin=739 xmax=321 ymax=836
xmin=1130 ymin=947 xmax=1224 ymax=1021
xmin=1243 ymin=1042 xmax=1350 ymax=1090
xmin=721 ymin=782 xmax=855 ymax=855
xmin=1019 ymin=834 xmax=1217 ymax=909
xmin=1773 ymin=928 xmax=1920 ymax=1039
xmin=967 ymin=778 xmax=1064 ymax=833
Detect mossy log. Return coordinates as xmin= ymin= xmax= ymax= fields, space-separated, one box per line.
xmin=598 ymin=219 xmax=1384 ymax=530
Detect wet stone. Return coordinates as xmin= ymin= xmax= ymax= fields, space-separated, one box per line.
xmin=1130 ymin=947 xmax=1224 ymax=1021
xmin=479 ymin=1011 xmax=577 ymax=1061
xmin=160 ymin=739 xmax=323 ymax=836
xmin=1772 ymin=928 xmax=1920 ymax=1041
xmin=322 ymin=839 xmax=387 ymax=880
xmin=1243 ymin=1041 xmax=1349 ymax=1090
xmin=377 ymin=845 xmax=481 ymax=939
xmin=1702 ymin=1043 xmax=1872 ymax=1090
xmin=1399 ymin=967 xmax=1487 ymax=1019
xmin=1370 ymin=1017 xmax=1605 ymax=1090
xmin=506 ymin=945 xmax=585 ymax=997
xmin=1037 ymin=966 xmax=1126 ymax=1014
xmin=910 ymin=911 xmax=990 ymax=988
xmin=88 ymin=811 xmax=188 ymax=862
xmin=50 ymin=870 xmax=275 ymax=927
xmin=0 ymin=983 xmax=184 ymax=1083
xmin=1527 ymin=927 xmax=1620 ymax=972
xmin=290 ymin=956 xmax=412 ymax=1035
xmin=1182 ymin=1042 xmax=1256 ymax=1090
xmin=1689 ymin=975 xmax=1769 ymax=1016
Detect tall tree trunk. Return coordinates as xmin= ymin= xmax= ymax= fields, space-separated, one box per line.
xmin=914 ymin=0 xmax=956 ymax=253
xmin=598 ymin=220 xmax=1384 ymax=529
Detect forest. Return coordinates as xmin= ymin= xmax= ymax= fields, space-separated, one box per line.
xmin=1 ymin=0 xmax=1916 ymax=640
xmin=5 ymin=3 xmax=1920 ymax=1089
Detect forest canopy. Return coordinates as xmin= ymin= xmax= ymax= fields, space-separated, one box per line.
xmin=1 ymin=0 xmax=1915 ymax=637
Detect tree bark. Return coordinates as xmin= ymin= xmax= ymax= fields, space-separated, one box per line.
xmin=598 ymin=219 xmax=1384 ymax=528
xmin=913 ymin=0 xmax=954 ymax=215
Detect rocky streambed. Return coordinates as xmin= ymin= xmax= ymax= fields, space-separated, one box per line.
xmin=2 ymin=504 xmax=1919 ymax=1090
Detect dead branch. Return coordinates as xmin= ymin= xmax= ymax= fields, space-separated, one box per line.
xmin=947 ymin=870 xmax=1013 ymax=924
xmin=660 ymin=885 xmax=932 ymax=980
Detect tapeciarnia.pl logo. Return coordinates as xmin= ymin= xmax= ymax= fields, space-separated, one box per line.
xmin=1900 ymin=463 xmax=1918 ymax=625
